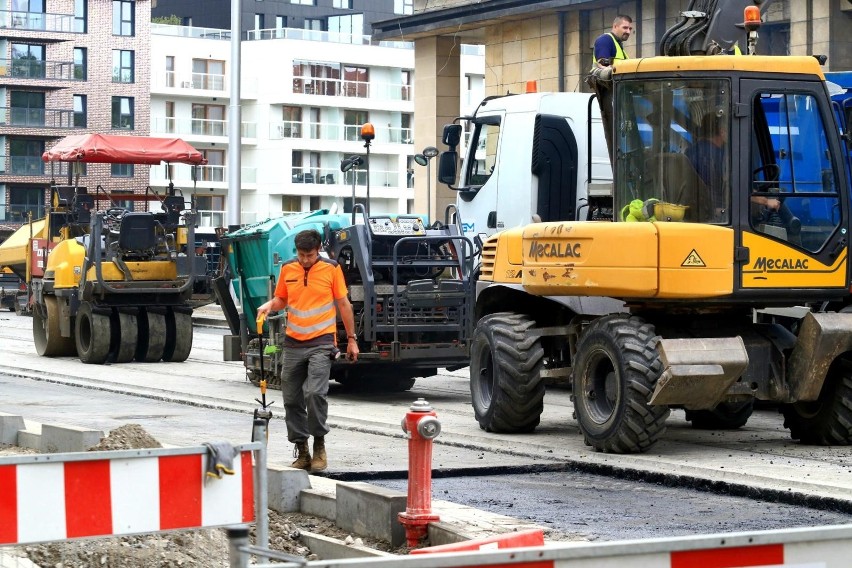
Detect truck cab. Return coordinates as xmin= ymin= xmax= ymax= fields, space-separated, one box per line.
xmin=440 ymin=92 xmax=612 ymax=241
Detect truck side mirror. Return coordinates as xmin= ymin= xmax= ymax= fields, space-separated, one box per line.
xmin=437 ymin=151 xmax=458 ymax=186
xmin=442 ymin=124 xmax=462 ymax=149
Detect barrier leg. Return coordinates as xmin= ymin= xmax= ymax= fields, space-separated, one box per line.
xmin=252 ymin=418 xmax=269 ymax=564
xmin=227 ymin=526 xmax=250 ymax=568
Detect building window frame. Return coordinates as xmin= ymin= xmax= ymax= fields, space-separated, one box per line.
xmin=74 ymin=0 xmax=87 ymax=33
xmin=73 ymin=47 xmax=87 ymax=80
xmin=111 ymin=96 xmax=134 ymax=130
xmin=112 ymin=0 xmax=134 ymax=36
xmin=73 ymin=94 xmax=86 ymax=128
xmin=112 ymin=49 xmax=134 ymax=83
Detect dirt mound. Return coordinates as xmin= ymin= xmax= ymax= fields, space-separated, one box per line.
xmin=88 ymin=423 xmax=163 ymax=451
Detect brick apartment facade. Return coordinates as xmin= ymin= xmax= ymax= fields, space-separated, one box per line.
xmin=0 ymin=0 xmax=151 ymax=236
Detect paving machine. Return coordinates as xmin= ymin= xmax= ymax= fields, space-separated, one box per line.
xmin=217 ymin=205 xmax=474 ymax=391
xmin=440 ymin=0 xmax=852 ymax=452
xmin=0 ymin=134 xmax=211 ymax=363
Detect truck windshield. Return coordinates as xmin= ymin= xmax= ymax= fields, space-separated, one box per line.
xmin=614 ymin=78 xmax=730 ymax=224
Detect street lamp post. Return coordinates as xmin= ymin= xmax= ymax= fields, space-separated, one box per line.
xmin=414 ymin=146 xmax=439 ymax=224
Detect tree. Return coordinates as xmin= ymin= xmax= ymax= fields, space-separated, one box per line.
xmin=152 ymin=15 xmax=181 ymax=25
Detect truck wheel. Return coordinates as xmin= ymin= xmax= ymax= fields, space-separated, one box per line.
xmin=685 ymin=400 xmax=754 ymax=430
xmin=782 ymin=358 xmax=852 ymax=445
xmin=470 ymin=312 xmax=545 ymax=433
xmin=110 ymin=309 xmax=138 ymax=363
xmin=33 ymin=296 xmax=75 ymax=357
xmin=135 ymin=308 xmax=166 ymax=362
xmin=162 ymin=308 xmax=193 ymax=362
xmin=75 ymin=302 xmax=111 ymax=364
xmin=572 ymin=314 xmax=669 ymax=453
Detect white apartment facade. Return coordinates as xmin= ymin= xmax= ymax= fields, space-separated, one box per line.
xmin=149 ymin=24 xmax=484 ymax=226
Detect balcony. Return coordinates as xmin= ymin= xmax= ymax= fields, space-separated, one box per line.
xmin=0 ymin=57 xmax=79 ymax=81
xmin=291 ymin=166 xmax=401 ymax=189
xmin=245 ymin=26 xmax=414 ymax=49
xmin=0 ymin=106 xmax=78 ymax=129
xmin=292 ymin=76 xmax=413 ymax=102
xmin=0 ymin=202 xmax=45 ymax=223
xmin=153 ymin=71 xmax=226 ymax=93
xmin=269 ymin=120 xmax=302 ymax=140
xmin=197 ymin=209 xmax=225 ymax=228
xmin=151 ymin=116 xmax=257 ymax=140
xmin=0 ymin=9 xmax=75 ymax=33
xmin=149 ymin=164 xmax=257 ymax=188
xmin=293 ymin=120 xmax=411 ymax=145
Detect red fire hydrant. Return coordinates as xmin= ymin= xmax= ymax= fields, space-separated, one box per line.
xmin=398 ymin=398 xmax=441 ymax=547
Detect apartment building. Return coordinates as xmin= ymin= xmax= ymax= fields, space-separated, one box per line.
xmin=0 ymin=0 xmax=152 ymax=233
xmin=149 ymin=23 xmax=484 ymax=225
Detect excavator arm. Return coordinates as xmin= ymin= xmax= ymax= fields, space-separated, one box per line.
xmin=660 ymin=0 xmax=774 ymax=56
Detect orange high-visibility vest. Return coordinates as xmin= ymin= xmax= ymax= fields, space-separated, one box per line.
xmin=273 ymin=257 xmax=348 ymax=342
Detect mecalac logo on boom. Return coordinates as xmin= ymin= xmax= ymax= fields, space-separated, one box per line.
xmin=528 ymin=241 xmax=581 ymax=260
xmin=753 ymin=257 xmax=809 ymax=271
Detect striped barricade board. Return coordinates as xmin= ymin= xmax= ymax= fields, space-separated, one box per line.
xmin=0 ymin=443 xmax=258 ymax=545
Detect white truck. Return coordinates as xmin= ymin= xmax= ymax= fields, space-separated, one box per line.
xmin=438 ymin=91 xmax=613 ymax=241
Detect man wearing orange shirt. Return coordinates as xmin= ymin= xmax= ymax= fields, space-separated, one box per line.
xmin=257 ymin=229 xmax=359 ymax=472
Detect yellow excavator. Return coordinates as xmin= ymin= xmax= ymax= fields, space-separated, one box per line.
xmin=0 ymin=134 xmax=209 ymax=364
xmin=443 ymin=1 xmax=852 ymax=452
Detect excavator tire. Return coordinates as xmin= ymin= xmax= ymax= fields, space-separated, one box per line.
xmin=782 ymin=358 xmax=852 ymax=445
xmin=162 ymin=308 xmax=193 ymax=362
xmin=136 ymin=308 xmax=167 ymax=362
xmin=75 ymin=301 xmax=111 ymax=364
xmin=571 ymin=314 xmax=669 ymax=453
xmin=470 ymin=312 xmax=545 ymax=433
xmin=111 ymin=309 xmax=138 ymax=363
xmin=685 ymin=400 xmax=754 ymax=430
xmin=33 ymin=295 xmax=75 ymax=357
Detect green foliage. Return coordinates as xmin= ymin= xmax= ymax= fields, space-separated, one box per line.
xmin=152 ymin=14 xmax=181 ymax=25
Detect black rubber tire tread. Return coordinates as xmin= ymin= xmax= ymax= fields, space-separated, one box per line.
xmin=470 ymin=312 xmax=545 ymax=433
xmin=685 ymin=399 xmax=754 ymax=430
xmin=162 ymin=309 xmax=193 ymax=362
xmin=75 ymin=302 xmax=111 ymax=364
xmin=333 ymin=369 xmax=417 ymax=392
xmin=33 ymin=296 xmax=75 ymax=357
xmin=111 ymin=310 xmax=138 ymax=363
xmin=782 ymin=358 xmax=852 ymax=445
xmin=571 ymin=314 xmax=669 ymax=453
xmin=135 ymin=308 xmax=167 ymax=362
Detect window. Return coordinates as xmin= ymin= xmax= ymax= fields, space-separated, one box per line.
xmin=401 ymin=113 xmax=412 ymax=144
xmin=112 ymin=0 xmax=134 ymax=36
xmin=282 ymin=195 xmax=301 ymax=212
xmin=343 ymin=65 xmax=368 ymax=97
xmin=344 ymin=109 xmax=368 ymax=142
xmin=11 ymin=0 xmax=45 ymax=29
xmin=165 ymin=101 xmax=175 ymax=133
xmin=192 ymin=58 xmax=225 ymax=90
xmin=111 ymin=163 xmax=134 ymax=177
xmin=292 ymin=61 xmax=340 ymax=96
xmin=291 ymin=0 xmax=315 ymax=4
xmin=73 ymin=94 xmax=86 ymax=128
xmin=165 ymin=55 xmax=174 ymax=87
xmin=328 ymin=14 xmax=362 ymax=42
xmin=291 ymin=150 xmax=304 ymax=181
xmin=112 ymin=49 xmax=134 ymax=83
xmin=74 ymin=0 xmax=87 ymax=33
xmin=111 ymin=96 xmax=134 ymax=129
xmin=200 ymin=149 xmax=225 ymax=182
xmin=10 ymin=91 xmax=44 ymax=126
xmin=11 ymin=43 xmax=45 ymax=79
xmin=401 ymin=70 xmax=412 ymax=101
xmin=181 ymin=16 xmax=192 ymax=26
xmin=73 ymin=47 xmax=86 ymax=80
xmin=254 ymin=14 xmax=264 ymax=30
xmin=332 ymin=0 xmax=352 ymax=8
xmin=281 ymin=106 xmax=301 ymax=138
xmin=9 ymin=187 xmax=45 ymax=221
xmin=275 ymin=16 xmax=286 ymax=29
xmin=750 ymin=91 xmax=840 ymax=251
xmin=614 ymin=78 xmax=730 ymax=224
xmin=394 ymin=0 xmax=413 ymax=15
xmin=9 ymin=139 xmax=44 ymax=177
xmin=464 ymin=116 xmax=501 ymax=188
xmin=192 ymin=103 xmax=226 ymax=136
xmin=304 ymin=18 xmax=323 ymax=31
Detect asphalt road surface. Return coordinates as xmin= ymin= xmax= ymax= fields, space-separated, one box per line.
xmin=3 ymin=310 xmax=852 ymax=541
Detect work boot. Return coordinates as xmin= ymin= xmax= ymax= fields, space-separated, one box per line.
xmin=310 ymin=436 xmax=327 ymax=472
xmin=291 ymin=440 xmax=311 ymax=470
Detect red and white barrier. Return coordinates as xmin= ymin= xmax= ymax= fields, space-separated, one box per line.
xmin=0 ymin=445 xmax=256 ymax=546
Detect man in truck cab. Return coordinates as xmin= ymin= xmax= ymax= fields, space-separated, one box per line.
xmin=594 ymin=15 xmax=633 ymax=67
xmin=256 ymin=229 xmax=359 ymax=472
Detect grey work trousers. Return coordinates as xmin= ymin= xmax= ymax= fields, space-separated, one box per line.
xmin=281 ymin=344 xmax=333 ymax=443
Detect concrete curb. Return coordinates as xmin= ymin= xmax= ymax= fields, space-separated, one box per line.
xmin=1 ymin=415 xmax=548 ymax=559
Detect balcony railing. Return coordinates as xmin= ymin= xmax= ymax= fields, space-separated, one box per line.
xmin=197 ymin=209 xmax=225 ymax=228
xmin=0 ymin=9 xmax=75 ymax=33
xmin=0 ymin=106 xmax=78 ymax=129
xmin=246 ymin=27 xmax=414 ymax=49
xmin=293 ymin=76 xmax=412 ymax=101
xmin=151 ymin=23 xmax=231 ymax=40
xmin=0 ymin=155 xmax=73 ymax=177
xmin=291 ymin=166 xmax=401 ymax=188
xmin=149 ymin=164 xmax=257 ymax=185
xmin=290 ymin=120 xmax=411 ymax=145
xmin=0 ymin=58 xmax=79 ymax=81
xmin=151 ymin=116 xmax=257 ymax=138
xmin=269 ymin=120 xmax=302 ymax=139
xmin=156 ymin=71 xmax=226 ymax=91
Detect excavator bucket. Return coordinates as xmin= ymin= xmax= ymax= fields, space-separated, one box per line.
xmin=652 ymin=337 xmax=750 ymax=409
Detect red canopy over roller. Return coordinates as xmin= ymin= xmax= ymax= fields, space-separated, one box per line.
xmin=42 ymin=134 xmax=207 ymax=165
